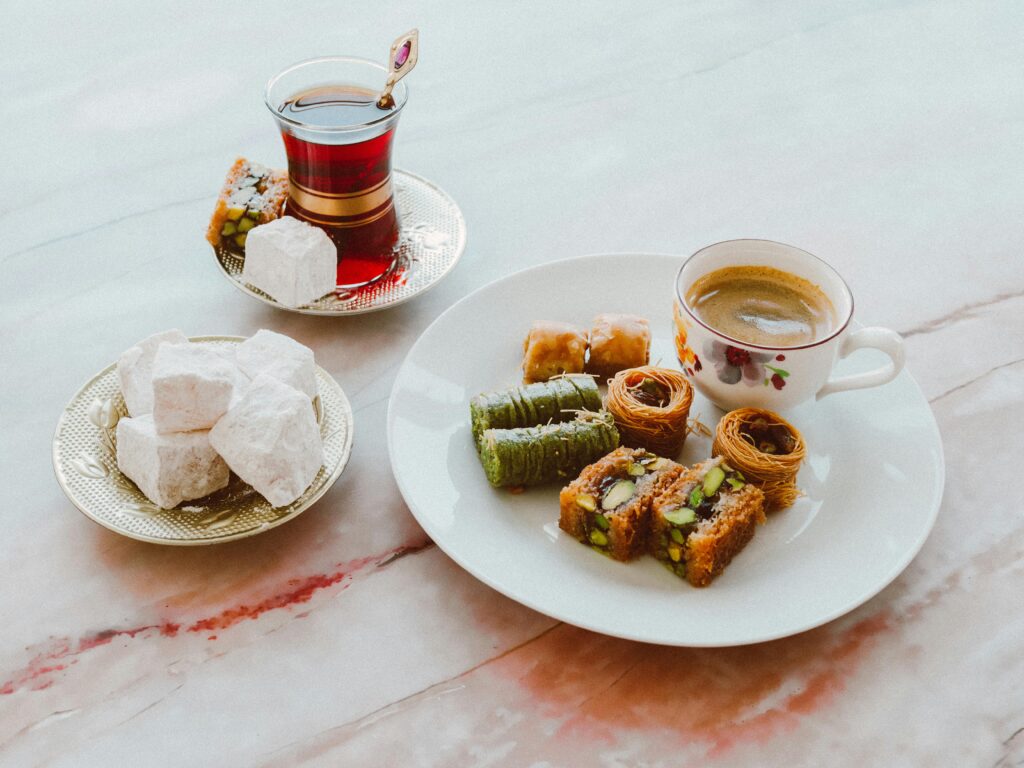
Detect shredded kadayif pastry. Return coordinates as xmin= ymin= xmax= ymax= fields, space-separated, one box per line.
xmin=605 ymin=366 xmax=693 ymax=457
xmin=712 ymin=407 xmax=806 ymax=512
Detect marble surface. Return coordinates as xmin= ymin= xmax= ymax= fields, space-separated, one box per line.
xmin=2 ymin=1 xmax=1022 ymax=765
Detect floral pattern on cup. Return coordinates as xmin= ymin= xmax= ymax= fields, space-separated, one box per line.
xmin=673 ymin=303 xmax=703 ymax=377
xmin=704 ymin=341 xmax=791 ymax=390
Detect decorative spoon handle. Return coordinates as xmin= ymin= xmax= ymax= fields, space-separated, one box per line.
xmin=378 ymin=29 xmax=419 ymax=108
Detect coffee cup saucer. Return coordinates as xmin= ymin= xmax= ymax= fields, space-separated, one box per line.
xmin=211 ymin=169 xmax=466 ymax=316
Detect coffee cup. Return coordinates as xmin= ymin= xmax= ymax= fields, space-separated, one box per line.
xmin=672 ymin=239 xmax=905 ymax=412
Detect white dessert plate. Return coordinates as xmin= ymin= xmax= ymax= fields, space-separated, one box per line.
xmin=53 ymin=336 xmax=354 ymax=545
xmin=212 ymin=169 xmax=467 ymax=316
xmin=387 ymin=254 xmax=944 ymax=647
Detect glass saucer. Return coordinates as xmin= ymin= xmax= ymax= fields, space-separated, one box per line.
xmin=212 ymin=169 xmax=466 ymax=316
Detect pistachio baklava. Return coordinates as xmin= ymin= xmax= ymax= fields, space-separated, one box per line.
xmin=206 ymin=157 xmax=288 ymax=252
xmin=650 ymin=457 xmax=765 ymax=586
xmin=559 ymin=446 xmax=682 ymax=561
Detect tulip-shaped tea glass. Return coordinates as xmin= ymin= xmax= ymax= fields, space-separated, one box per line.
xmin=265 ymin=56 xmax=408 ymax=288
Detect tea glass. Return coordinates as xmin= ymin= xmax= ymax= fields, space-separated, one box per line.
xmin=265 ymin=57 xmax=408 ymax=288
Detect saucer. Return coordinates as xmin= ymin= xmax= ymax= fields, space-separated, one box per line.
xmin=52 ymin=336 xmax=354 ymax=545
xmin=212 ymin=169 xmax=467 ymax=316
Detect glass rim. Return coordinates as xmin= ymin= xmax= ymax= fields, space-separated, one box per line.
xmin=263 ymin=55 xmax=408 ymax=134
xmin=673 ymin=238 xmax=855 ymax=352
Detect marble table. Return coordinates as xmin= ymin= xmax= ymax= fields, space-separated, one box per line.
xmin=2 ymin=1 xmax=1022 ymax=765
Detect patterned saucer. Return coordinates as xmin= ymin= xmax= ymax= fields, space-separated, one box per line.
xmin=52 ymin=336 xmax=354 ymax=545
xmin=212 ymin=169 xmax=467 ymax=316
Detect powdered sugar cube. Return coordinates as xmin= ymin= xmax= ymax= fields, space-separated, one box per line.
xmin=116 ymin=415 xmax=229 ymax=509
xmin=152 ymin=343 xmax=244 ymax=433
xmin=116 ymin=329 xmax=189 ymax=416
xmin=236 ymin=330 xmax=317 ymax=400
xmin=209 ymin=374 xmax=324 ymax=508
xmin=212 ymin=345 xmax=253 ymax=407
xmin=242 ymin=217 xmax=337 ymax=308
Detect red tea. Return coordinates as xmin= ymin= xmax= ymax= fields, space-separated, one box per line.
xmin=276 ymin=85 xmax=401 ymax=287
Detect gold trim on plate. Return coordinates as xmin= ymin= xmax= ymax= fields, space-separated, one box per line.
xmin=51 ymin=336 xmax=355 ymax=546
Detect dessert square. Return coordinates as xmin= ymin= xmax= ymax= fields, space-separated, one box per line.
xmin=115 ymin=415 xmax=229 ymax=509
xmin=116 ymin=329 xmax=189 ymax=417
xmin=521 ymin=321 xmax=588 ymax=383
xmin=206 ymin=157 xmax=288 ymax=252
xmin=241 ymin=217 xmax=337 ymax=308
xmin=585 ymin=313 xmax=651 ymax=380
xmin=209 ymin=374 xmax=324 ymax=508
xmin=151 ymin=343 xmax=244 ymax=433
xmin=650 ymin=458 xmax=765 ymax=586
xmin=559 ymin=446 xmax=683 ymax=561
xmin=236 ymin=329 xmax=318 ymax=400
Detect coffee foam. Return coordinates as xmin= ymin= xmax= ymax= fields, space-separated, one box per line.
xmin=685 ymin=265 xmax=837 ymax=348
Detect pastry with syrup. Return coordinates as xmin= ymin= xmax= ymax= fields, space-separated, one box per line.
xmin=559 ymin=446 xmax=682 ymax=561
xmin=649 ymin=457 xmax=765 ymax=586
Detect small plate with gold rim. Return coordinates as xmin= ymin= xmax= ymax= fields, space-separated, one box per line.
xmin=52 ymin=336 xmax=354 ymax=545
xmin=211 ymin=169 xmax=467 ymax=316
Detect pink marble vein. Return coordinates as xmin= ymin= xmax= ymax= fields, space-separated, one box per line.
xmin=1 ymin=540 xmax=432 ymax=696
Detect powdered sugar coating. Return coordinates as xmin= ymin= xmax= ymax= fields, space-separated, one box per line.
xmin=116 ymin=329 xmax=189 ymax=417
xmin=242 ymin=217 xmax=337 ymax=308
xmin=209 ymin=374 xmax=324 ymax=508
xmin=235 ymin=329 xmax=317 ymax=400
xmin=115 ymin=415 xmax=229 ymax=509
xmin=151 ymin=343 xmax=244 ymax=433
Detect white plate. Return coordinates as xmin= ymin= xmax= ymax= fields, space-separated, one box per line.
xmin=387 ymin=254 xmax=944 ymax=646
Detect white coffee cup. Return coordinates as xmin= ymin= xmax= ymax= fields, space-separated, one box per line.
xmin=672 ymin=239 xmax=905 ymax=412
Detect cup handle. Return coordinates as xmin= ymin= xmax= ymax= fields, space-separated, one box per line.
xmin=816 ymin=327 xmax=905 ymax=400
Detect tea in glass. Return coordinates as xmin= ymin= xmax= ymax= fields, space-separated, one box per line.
xmin=266 ymin=58 xmax=408 ymax=288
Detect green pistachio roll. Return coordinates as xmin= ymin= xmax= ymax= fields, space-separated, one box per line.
xmin=469 ymin=375 xmax=601 ymax=445
xmin=477 ymin=412 xmax=619 ymax=487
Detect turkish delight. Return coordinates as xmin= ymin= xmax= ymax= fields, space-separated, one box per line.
xmin=116 ymin=329 xmax=189 ymax=417
xmin=151 ymin=343 xmax=243 ymax=433
xmin=241 ymin=217 xmax=337 ymax=308
xmin=235 ymin=329 xmax=317 ymax=400
xmin=209 ymin=375 xmax=324 ymax=508
xmin=115 ymin=415 xmax=229 ymax=509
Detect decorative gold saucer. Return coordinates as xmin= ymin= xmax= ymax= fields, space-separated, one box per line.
xmin=212 ymin=169 xmax=467 ymax=315
xmin=52 ymin=336 xmax=354 ymax=545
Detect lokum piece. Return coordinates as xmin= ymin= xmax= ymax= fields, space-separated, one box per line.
xmin=116 ymin=329 xmax=189 ymax=417
xmin=236 ymin=329 xmax=317 ymax=400
xmin=209 ymin=375 xmax=324 ymax=508
xmin=241 ymin=217 xmax=337 ymax=308
xmin=151 ymin=343 xmax=243 ymax=433
xmin=206 ymin=157 xmax=288 ymax=252
xmin=115 ymin=415 xmax=229 ymax=509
